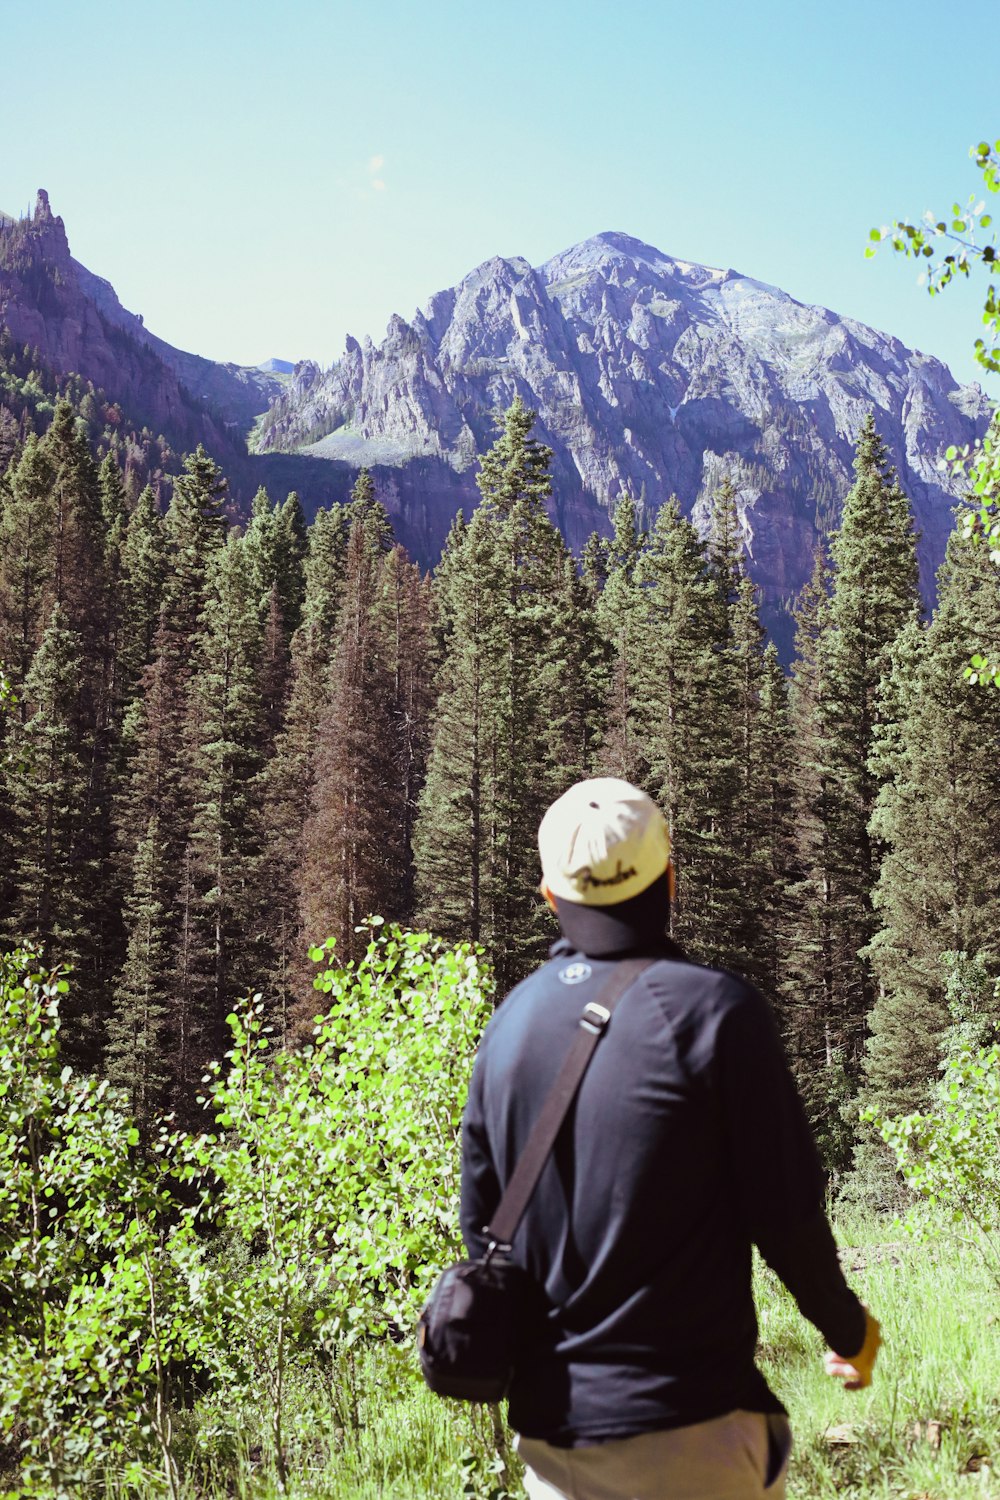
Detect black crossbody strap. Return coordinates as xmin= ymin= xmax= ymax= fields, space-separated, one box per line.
xmin=484 ymin=957 xmax=655 ymax=1251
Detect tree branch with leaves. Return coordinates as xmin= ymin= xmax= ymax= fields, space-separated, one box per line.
xmin=868 ymin=137 xmax=1000 ymax=686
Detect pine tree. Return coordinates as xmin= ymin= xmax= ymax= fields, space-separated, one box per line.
xmin=862 ymin=526 xmax=1000 ymax=1122
xmin=549 ymin=549 xmax=606 ymax=786
xmin=414 ymin=400 xmax=570 ymax=988
xmin=785 ymin=415 xmax=921 ymax=1164
xmin=725 ymin=576 xmax=794 ymax=995
xmin=274 ymin=491 xmax=308 ymax=636
xmin=652 ymin=481 xmax=795 ymax=994
xmin=105 ymin=816 xmax=172 ymax=1121
xmin=182 ymin=535 xmax=268 ymax=1066
xmin=707 ymin=475 xmax=743 ymax=609
xmin=597 ymin=475 xmax=785 ymax=989
xmin=786 ymin=545 xmax=839 ymax=1084
xmin=97 ymin=452 xmax=130 ymax=732
xmin=8 ymin=407 xmax=119 ymax=1043
xmin=243 ymin=486 xmax=279 ymax=604
xmin=112 ymin=447 xmax=230 ymax=1108
xmin=299 ymin=510 xmax=405 ymax=973
xmin=259 ymin=583 xmax=288 ymax=749
xmin=597 ymin=495 xmax=646 ymax=784
xmin=482 ymin=403 xmax=569 ymax=982
xmin=348 ymin=466 xmax=393 ymax=552
xmin=112 ymin=614 xmax=191 ymax=1110
xmin=241 ymin=486 xmax=307 ymax=749
xmin=755 ymin=642 xmax=796 ymax=1003
xmin=686 ymin=475 xmax=752 ymax=970
xmin=2 ymin=606 xmax=100 ymax=1062
xmin=300 ymin=504 xmax=350 ymax=638
xmin=415 ymin=504 xmax=507 ymax=953
xmin=475 ymin=396 xmax=553 ymax=519
xmin=99 ymin=450 xmax=129 ymax=539
xmin=815 ymin=415 xmax=920 ymax=1079
xmin=118 ymin=486 xmax=167 ymax=697
xmin=634 ymin=498 xmax=735 ymax=965
xmin=40 ymin=402 xmax=108 ymax=658
xmin=260 ymin=504 xmax=349 ymax=1034
xmin=375 ymin=544 xmax=433 ymax=921
xmin=580 ymin=530 xmax=607 ymax=597
xmin=163 ymin=444 xmax=228 ymax=640
xmin=0 ymin=434 xmax=56 ymax=684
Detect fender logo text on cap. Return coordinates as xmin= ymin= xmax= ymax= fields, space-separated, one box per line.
xmin=574 ymin=860 xmax=638 ymax=892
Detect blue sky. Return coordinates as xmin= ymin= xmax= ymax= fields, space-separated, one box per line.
xmin=3 ymin=0 xmax=997 ymax=397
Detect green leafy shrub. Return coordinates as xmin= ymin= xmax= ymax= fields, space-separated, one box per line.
xmin=0 ymin=951 xmax=230 ymax=1499
xmin=191 ymin=922 xmax=493 ymax=1484
xmin=872 ymin=1039 xmax=1000 ymax=1288
xmin=0 ymin=925 xmax=494 ymax=1495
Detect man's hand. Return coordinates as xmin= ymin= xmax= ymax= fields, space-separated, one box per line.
xmin=824 ymin=1309 xmax=882 ymax=1390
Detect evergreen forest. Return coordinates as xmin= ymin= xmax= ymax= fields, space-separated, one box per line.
xmin=1 ymin=375 xmax=999 ymax=1498
xmin=2 ymin=382 xmax=997 ymax=1165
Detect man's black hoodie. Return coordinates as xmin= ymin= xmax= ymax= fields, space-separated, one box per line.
xmin=459 ymin=878 xmax=865 ymax=1445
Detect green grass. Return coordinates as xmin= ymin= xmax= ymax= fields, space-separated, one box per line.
xmin=167 ymin=1347 xmax=519 ymax=1500
xmin=108 ymin=1213 xmax=999 ymax=1500
xmin=757 ymin=1216 xmax=1000 ymax=1499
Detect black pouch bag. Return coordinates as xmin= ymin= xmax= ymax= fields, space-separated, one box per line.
xmin=418 ymin=1252 xmax=547 ymax=1402
xmin=417 ymin=958 xmax=652 ymax=1402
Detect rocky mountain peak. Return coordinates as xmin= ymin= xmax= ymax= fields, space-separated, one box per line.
xmin=2 ymin=188 xmax=73 ymax=271
xmin=0 ymin=194 xmax=284 ymax=450
xmin=542 ymin=230 xmax=729 ymax=293
xmin=252 ymin=231 xmax=993 ymax=652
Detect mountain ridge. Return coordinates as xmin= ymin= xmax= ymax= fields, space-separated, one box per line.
xmin=0 ymin=190 xmax=284 ymax=455
xmin=254 ymin=229 xmax=991 ymax=638
xmin=1 ymin=197 xmax=992 ymax=653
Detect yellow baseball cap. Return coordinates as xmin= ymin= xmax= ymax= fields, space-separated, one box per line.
xmin=538 ymin=778 xmax=671 ymax=907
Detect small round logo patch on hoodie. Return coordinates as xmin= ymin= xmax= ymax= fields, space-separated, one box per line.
xmin=559 ymin=961 xmax=593 ymax=985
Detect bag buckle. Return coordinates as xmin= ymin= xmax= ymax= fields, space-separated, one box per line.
xmin=580 ymin=1002 xmax=611 ymax=1034
xmin=483 ymin=1237 xmax=512 ymax=1263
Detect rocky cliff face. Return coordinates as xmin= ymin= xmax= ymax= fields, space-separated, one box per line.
xmin=4 ymin=204 xmax=991 ymax=642
xmin=257 ymin=230 xmax=993 ymax=621
xmin=0 ymin=191 xmax=283 ymax=454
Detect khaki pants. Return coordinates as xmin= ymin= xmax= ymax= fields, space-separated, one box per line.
xmin=517 ymin=1410 xmax=792 ymax=1500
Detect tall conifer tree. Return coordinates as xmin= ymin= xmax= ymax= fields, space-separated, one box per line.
xmin=163 ymin=445 xmax=228 ymax=637
xmin=299 ymin=510 xmax=404 ymax=973
xmin=240 ymin=486 xmax=307 ymax=751
xmin=376 ymin=544 xmax=433 ymax=921
xmin=415 ymin=399 xmax=569 ymax=986
xmin=0 ymin=435 xmax=56 ymax=684
xmin=41 ymin=402 xmax=108 ymax=666
xmin=105 ymin=816 xmax=172 ymax=1121
xmin=726 ymin=576 xmax=794 ymax=995
xmin=112 ymin=447 xmax=229 ymax=1108
xmin=787 ymin=414 xmax=921 ymax=1150
xmin=597 ymin=495 xmax=647 ymax=784
xmin=862 ymin=527 xmax=1000 ymax=1121
xmin=786 ymin=545 xmax=839 ymax=1093
xmin=632 ymin=499 xmax=725 ymax=957
xmin=2 ymin=606 xmax=100 ymax=1061
xmin=414 ymin=505 xmax=506 ymax=954
xmin=111 ymin=615 xmax=193 ymax=1114
xmin=181 ymin=535 xmax=268 ymax=1066
xmin=260 ymin=504 xmax=349 ymax=1033
xmin=118 ymin=486 xmax=167 ymax=698
xmin=549 ymin=549 xmax=606 ymax=785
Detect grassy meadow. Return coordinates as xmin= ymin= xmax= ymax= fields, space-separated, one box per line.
xmin=757 ymin=1214 xmax=1000 ymax=1500
xmin=4 ymin=947 xmax=997 ymax=1499
xmin=125 ymin=1213 xmax=998 ymax=1500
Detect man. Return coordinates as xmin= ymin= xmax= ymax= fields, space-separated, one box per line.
xmin=460 ymin=777 xmax=881 ymax=1500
